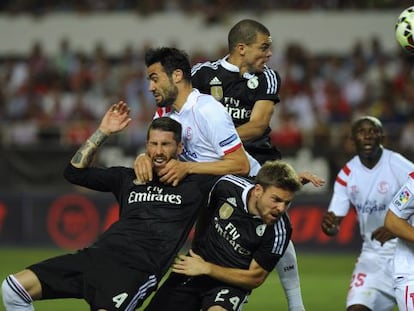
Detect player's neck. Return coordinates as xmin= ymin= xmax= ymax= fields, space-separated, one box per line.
xmin=172 ymin=84 xmax=193 ymax=111
xmin=227 ymin=54 xmax=246 ymax=76
xmin=246 ymin=188 xmax=260 ymax=216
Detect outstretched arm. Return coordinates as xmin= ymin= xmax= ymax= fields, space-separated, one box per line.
xmin=71 ymin=101 xmax=131 ymax=168
xmin=172 ymin=249 xmax=269 ymax=290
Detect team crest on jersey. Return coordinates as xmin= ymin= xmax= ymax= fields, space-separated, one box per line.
xmin=219 ymin=203 xmax=234 ymax=219
xmin=209 ymin=76 xmax=223 ymax=101
xmin=377 ymin=181 xmax=389 ymax=194
xmin=247 ymin=76 xmax=259 ymax=89
xmin=256 ymin=224 xmax=266 ymax=236
xmin=393 ymin=186 xmax=412 ymax=210
xmin=185 ymin=126 xmax=193 ymax=141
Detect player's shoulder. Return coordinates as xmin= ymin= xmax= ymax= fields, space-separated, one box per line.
xmin=214 ymin=174 xmax=253 ymax=191
xmin=259 ymin=65 xmax=281 ymax=81
xmin=191 ymin=59 xmax=221 ymax=76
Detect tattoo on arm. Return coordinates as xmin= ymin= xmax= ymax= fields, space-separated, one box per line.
xmin=70 ymin=130 xmax=108 ymax=168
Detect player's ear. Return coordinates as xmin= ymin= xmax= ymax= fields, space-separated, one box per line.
xmin=172 ymin=69 xmax=183 ymax=83
xmin=237 ymin=43 xmax=246 ymax=56
xmin=177 ymin=141 xmax=184 ymax=155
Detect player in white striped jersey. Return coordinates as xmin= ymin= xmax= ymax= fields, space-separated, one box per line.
xmin=134 ymin=46 xmax=258 ymax=185
xmin=385 ymin=172 xmax=414 ymax=311
xmin=145 ymin=160 xmax=302 ymax=311
xmin=321 ymin=116 xmax=414 ymax=311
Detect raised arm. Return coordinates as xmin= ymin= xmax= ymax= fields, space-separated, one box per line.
xmin=71 ymin=101 xmax=131 ymax=168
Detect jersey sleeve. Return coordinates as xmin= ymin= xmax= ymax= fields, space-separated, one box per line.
xmin=389 ymin=151 xmax=414 ymax=185
xmin=64 ymin=163 xmax=126 ymax=196
xmin=388 ymin=172 xmax=414 ymax=219
xmin=195 ymin=95 xmax=243 ymax=156
xmin=253 ymin=214 xmax=292 ymax=272
xmin=328 ymin=164 xmax=352 ymax=216
xmin=191 ymin=62 xmax=210 ymax=94
xmin=256 ymin=68 xmax=281 ymax=103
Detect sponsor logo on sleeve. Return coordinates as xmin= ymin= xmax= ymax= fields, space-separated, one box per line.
xmin=393 ymin=186 xmax=412 ymax=209
xmin=219 ymin=134 xmax=238 ymax=147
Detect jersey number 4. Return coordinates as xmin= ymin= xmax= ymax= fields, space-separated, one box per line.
xmin=112 ymin=292 xmax=128 ymax=308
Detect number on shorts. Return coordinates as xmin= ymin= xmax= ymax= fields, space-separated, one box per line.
xmin=350 ymin=272 xmax=367 ymax=289
xmin=215 ymin=288 xmax=241 ymax=311
xmin=112 ymin=292 xmax=128 ymax=308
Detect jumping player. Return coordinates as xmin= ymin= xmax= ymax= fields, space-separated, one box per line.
xmin=191 ymin=19 xmax=306 ymax=311
xmin=321 ymin=116 xmax=414 ymax=311
xmin=145 ymin=160 xmax=302 ymax=311
xmin=385 ymin=172 xmax=414 ymax=311
xmin=1 ymin=102 xmax=215 ymax=311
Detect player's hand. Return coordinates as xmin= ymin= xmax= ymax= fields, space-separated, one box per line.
xmin=158 ymin=160 xmax=188 ymax=186
xmin=298 ymin=171 xmax=326 ymax=187
xmin=99 ymin=101 xmax=131 ymax=135
xmin=134 ymin=153 xmax=153 ymax=183
xmin=321 ymin=211 xmax=339 ymax=236
xmin=172 ymin=249 xmax=208 ymax=276
xmin=371 ymin=226 xmax=396 ymax=246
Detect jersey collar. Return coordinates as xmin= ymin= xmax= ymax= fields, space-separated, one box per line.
xmin=221 ymin=55 xmax=257 ymax=80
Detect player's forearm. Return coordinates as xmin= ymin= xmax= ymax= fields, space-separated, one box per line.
xmin=237 ymin=123 xmax=267 ymax=141
xmin=70 ymin=129 xmax=109 ymax=168
xmin=385 ymin=210 xmax=414 ymax=243
xmin=185 ymin=159 xmax=250 ymax=176
xmin=204 ymin=262 xmax=267 ymax=290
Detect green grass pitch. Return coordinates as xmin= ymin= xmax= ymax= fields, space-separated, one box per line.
xmin=0 ymin=248 xmax=398 ymax=310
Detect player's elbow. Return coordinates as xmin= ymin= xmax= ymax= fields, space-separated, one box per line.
xmin=238 ymin=160 xmax=250 ymax=176
xmin=247 ymin=275 xmax=266 ymax=290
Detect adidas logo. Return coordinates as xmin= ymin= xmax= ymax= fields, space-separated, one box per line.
xmin=227 ymin=197 xmax=236 ymax=206
xmin=209 ymin=76 xmax=222 ymax=85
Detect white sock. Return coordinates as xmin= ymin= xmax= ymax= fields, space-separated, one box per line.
xmin=2 ymin=275 xmax=34 ymax=311
xmin=275 ymin=240 xmax=305 ymax=311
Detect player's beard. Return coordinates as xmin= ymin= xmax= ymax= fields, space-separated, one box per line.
xmin=156 ymin=83 xmax=179 ymax=108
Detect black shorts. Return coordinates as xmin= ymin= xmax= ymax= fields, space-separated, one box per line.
xmin=145 ymin=273 xmax=249 ymax=311
xmin=28 ymin=248 xmax=157 ymax=311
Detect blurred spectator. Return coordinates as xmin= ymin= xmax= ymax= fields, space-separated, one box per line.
xmin=271 ymin=111 xmax=303 ymax=155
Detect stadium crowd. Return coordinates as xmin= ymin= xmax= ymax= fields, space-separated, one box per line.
xmin=1 ymin=35 xmax=414 ymax=158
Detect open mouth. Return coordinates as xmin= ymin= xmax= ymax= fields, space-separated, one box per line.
xmin=153 ymin=157 xmax=167 ymax=167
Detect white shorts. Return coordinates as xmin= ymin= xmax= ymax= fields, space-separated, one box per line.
xmin=346 ymin=251 xmax=396 ymax=310
xmin=395 ymin=276 xmax=414 ymax=311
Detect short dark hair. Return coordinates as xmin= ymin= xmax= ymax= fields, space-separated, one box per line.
xmin=147 ymin=117 xmax=182 ymax=143
xmin=228 ymin=19 xmax=270 ymax=51
xmin=255 ymin=160 xmax=302 ymax=193
xmin=144 ymin=47 xmax=191 ymax=81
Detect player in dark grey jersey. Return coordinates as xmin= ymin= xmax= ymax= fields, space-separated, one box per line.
xmin=1 ymin=101 xmax=215 ymax=311
xmin=191 ymin=19 xmax=281 ymax=165
xmin=192 ymin=19 xmax=309 ymax=311
xmin=145 ymin=160 xmax=302 ymax=311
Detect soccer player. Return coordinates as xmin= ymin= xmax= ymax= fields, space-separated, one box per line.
xmin=1 ymin=101 xmax=215 ymax=311
xmin=134 ymin=45 xmax=323 ymax=310
xmin=145 ymin=160 xmax=302 ymax=311
xmin=134 ymin=46 xmax=259 ymax=185
xmin=321 ymin=116 xmax=414 ymax=311
xmin=384 ymin=172 xmax=414 ymax=311
xmin=191 ymin=19 xmax=306 ymax=311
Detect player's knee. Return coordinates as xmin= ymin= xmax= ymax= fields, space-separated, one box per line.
xmin=2 ymin=275 xmax=34 ymax=311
